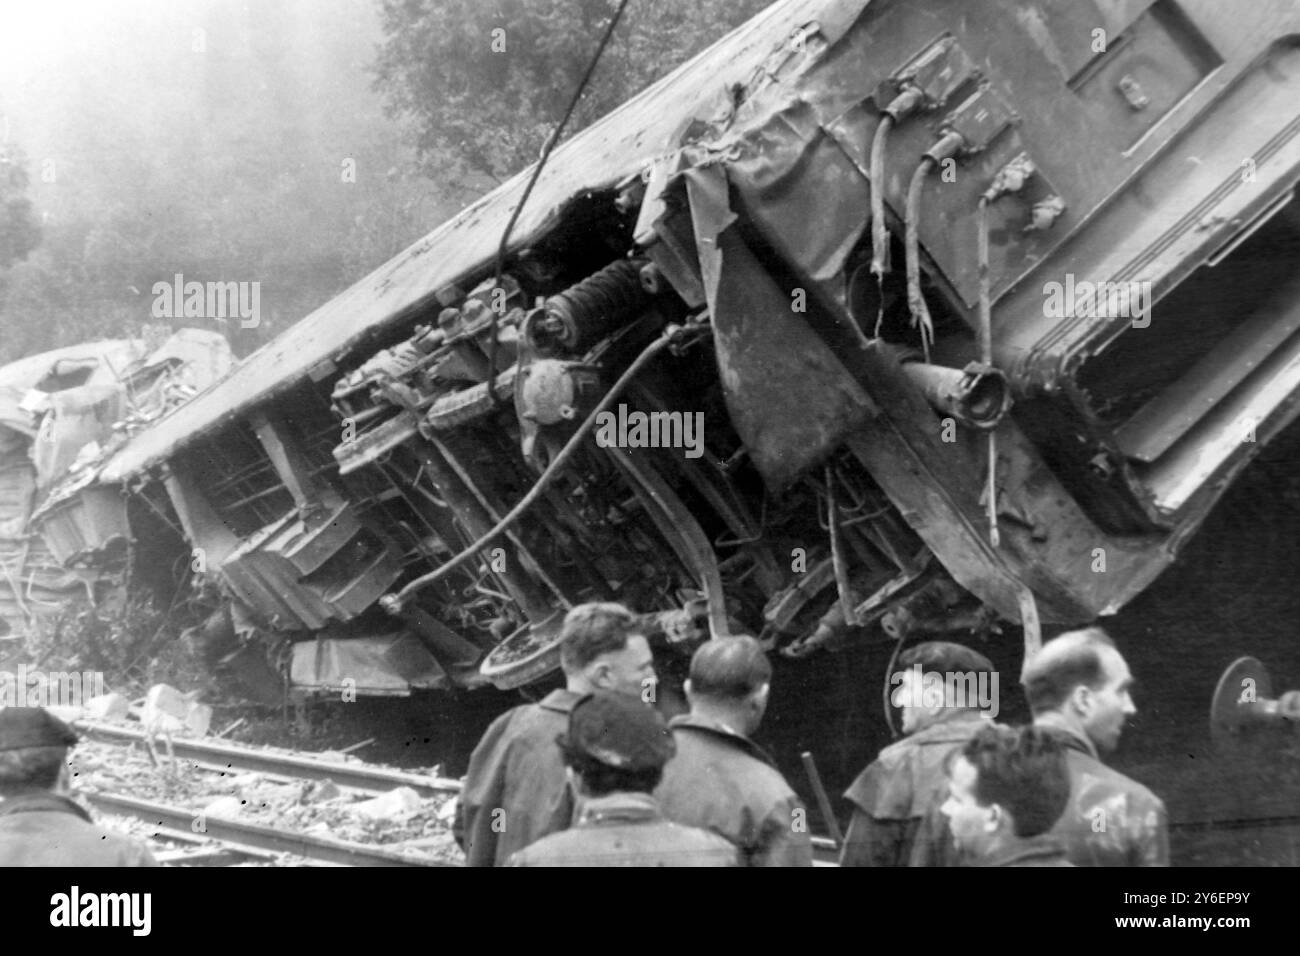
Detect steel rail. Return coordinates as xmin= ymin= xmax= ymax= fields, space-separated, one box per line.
xmin=84 ymin=791 xmax=454 ymax=867
xmin=73 ymin=718 xmax=462 ymax=798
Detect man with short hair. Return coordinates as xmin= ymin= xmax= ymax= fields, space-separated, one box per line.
xmin=654 ymin=635 xmax=812 ymax=866
xmin=940 ymin=723 xmax=1073 ymax=866
xmin=841 ymin=640 xmax=997 ymax=867
xmin=506 ymin=693 xmax=740 ymax=866
xmin=1021 ymin=626 xmax=1168 ymax=866
xmin=460 ymin=602 xmax=657 ymax=866
xmin=0 ymin=707 xmax=157 ymax=866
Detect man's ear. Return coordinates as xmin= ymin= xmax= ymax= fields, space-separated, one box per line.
xmin=1069 ymin=683 xmax=1093 ymax=717
xmin=985 ymin=803 xmax=1004 ymax=833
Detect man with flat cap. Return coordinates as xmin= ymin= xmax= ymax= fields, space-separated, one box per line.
xmin=0 ymin=707 xmax=157 ymax=866
xmin=655 ymin=635 xmax=813 ymax=867
xmin=506 ymin=693 xmax=739 ymax=866
xmin=841 ymin=640 xmax=999 ymax=867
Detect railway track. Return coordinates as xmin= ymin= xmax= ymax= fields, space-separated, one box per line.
xmin=77 ymin=718 xmax=843 ymax=866
xmin=73 ymin=718 xmax=461 ymax=798
xmin=74 ymin=720 xmax=461 ymax=867
xmin=84 ymin=791 xmax=452 ymax=867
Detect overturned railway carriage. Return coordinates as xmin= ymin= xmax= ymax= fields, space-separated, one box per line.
xmin=93 ymin=0 xmax=1300 ymax=709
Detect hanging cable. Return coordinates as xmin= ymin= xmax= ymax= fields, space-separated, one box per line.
xmin=974 ymin=152 xmax=1035 ymax=548
xmin=903 ymin=130 xmax=964 ymax=363
xmin=380 ymin=323 xmax=682 ymax=613
xmin=485 ymin=0 xmax=634 ymax=405
xmin=868 ymin=86 xmax=924 ymax=335
xmin=903 ymin=157 xmax=937 ymax=361
xmin=869 ymin=115 xmax=895 ymax=283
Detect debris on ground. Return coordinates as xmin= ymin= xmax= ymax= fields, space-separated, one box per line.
xmin=68 ymin=734 xmax=462 ymax=866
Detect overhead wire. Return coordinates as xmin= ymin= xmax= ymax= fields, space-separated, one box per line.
xmin=485 ymin=0 xmax=635 ymax=405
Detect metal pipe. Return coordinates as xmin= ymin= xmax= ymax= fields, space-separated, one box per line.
xmin=380 ymin=327 xmax=680 ymax=613
xmin=870 ymin=86 xmax=925 ymax=283
xmin=904 ymin=131 xmax=965 ymax=361
xmin=899 ymin=361 xmax=1009 ymax=429
xmin=904 ymin=156 xmax=937 ymax=361
xmin=972 ymin=153 xmax=1036 ymax=549
xmin=801 ymin=751 xmax=845 ymax=847
xmin=869 ymin=113 xmax=895 ymax=284
xmin=977 ymin=197 xmax=992 ymax=366
xmin=826 ymin=464 xmax=860 ymax=628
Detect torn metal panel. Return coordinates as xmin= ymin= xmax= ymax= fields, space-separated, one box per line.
xmin=0 ymin=339 xmax=146 ymax=634
xmin=0 ymin=340 xmax=148 ymax=393
xmin=687 ymin=163 xmax=877 ymax=490
xmin=30 ymin=386 xmax=124 ymax=490
xmin=289 ymin=632 xmax=449 ymax=696
xmin=724 ymin=97 xmax=871 ymax=288
xmin=29 ymin=478 xmax=130 ymax=570
xmin=0 ymin=534 xmax=86 ymax=629
xmin=218 ymin=508 xmax=403 ymax=632
xmin=162 ymin=459 xmax=244 ymax=569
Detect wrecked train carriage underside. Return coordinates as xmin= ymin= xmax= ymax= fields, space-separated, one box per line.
xmin=102 ymin=0 xmax=1300 ymax=697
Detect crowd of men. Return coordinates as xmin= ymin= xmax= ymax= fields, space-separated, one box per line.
xmin=460 ymin=602 xmax=1169 ymax=867
xmin=0 ymin=599 xmax=1168 ymax=867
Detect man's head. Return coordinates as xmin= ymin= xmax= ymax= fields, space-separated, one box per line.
xmin=558 ymin=692 xmax=676 ymax=797
xmin=0 ymin=708 xmax=78 ymax=798
xmin=940 ymin=724 xmax=1070 ymax=860
xmin=892 ymin=641 xmax=997 ymax=735
xmin=559 ymin=602 xmax=656 ymax=699
xmin=683 ymin=635 xmax=771 ymax=737
xmin=1021 ymin=627 xmax=1136 ymax=754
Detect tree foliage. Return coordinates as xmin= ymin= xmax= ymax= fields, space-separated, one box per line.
xmin=371 ymin=0 xmax=771 ymax=187
xmin=0 ymin=1 xmax=447 ymax=366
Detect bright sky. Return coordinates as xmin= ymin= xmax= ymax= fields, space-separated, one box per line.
xmin=0 ymin=0 xmax=109 ymax=79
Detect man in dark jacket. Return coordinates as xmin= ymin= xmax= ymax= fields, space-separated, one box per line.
xmin=841 ymin=641 xmax=998 ymax=866
xmin=940 ymin=723 xmax=1073 ymax=867
xmin=460 ymin=602 xmax=657 ymax=866
xmin=507 ymin=693 xmax=739 ymax=866
xmin=0 ymin=707 xmax=157 ymax=867
xmin=1022 ymin=626 xmax=1168 ymax=866
xmin=655 ymin=635 xmax=812 ymax=866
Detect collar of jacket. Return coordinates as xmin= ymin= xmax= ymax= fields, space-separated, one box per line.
xmin=667 ymin=713 xmax=777 ymax=767
xmin=538 ymin=688 xmax=587 ymax=715
xmin=0 ymin=791 xmax=93 ymax=823
xmin=910 ymin=709 xmax=992 ymax=744
xmin=576 ymin=792 xmax=663 ymax=826
xmin=976 ymin=835 xmax=1069 ymax=867
xmin=1033 ymin=715 xmax=1100 ymax=760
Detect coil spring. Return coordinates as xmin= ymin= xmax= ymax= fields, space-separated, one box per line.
xmin=544 ymin=259 xmax=650 ymax=351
